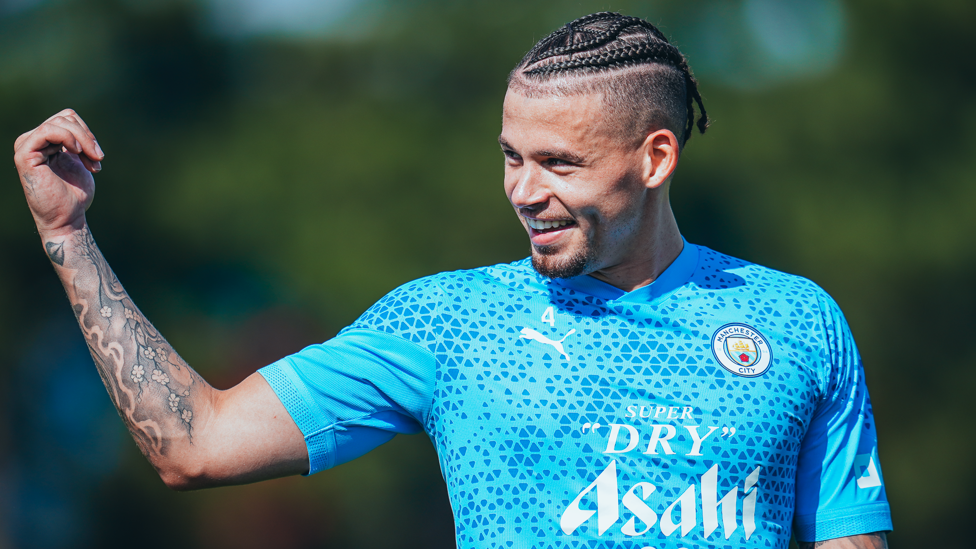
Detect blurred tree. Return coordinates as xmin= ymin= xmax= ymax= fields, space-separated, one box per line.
xmin=1 ymin=0 xmax=973 ymax=547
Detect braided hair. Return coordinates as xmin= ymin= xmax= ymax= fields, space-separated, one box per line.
xmin=509 ymin=12 xmax=708 ymax=147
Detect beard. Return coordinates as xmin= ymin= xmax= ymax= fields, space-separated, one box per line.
xmin=530 ymin=242 xmax=592 ymax=279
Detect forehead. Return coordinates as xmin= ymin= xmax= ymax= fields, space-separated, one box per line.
xmin=501 ymin=88 xmax=617 ymax=151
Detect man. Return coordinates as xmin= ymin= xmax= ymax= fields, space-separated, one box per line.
xmin=13 ymin=12 xmax=890 ymax=549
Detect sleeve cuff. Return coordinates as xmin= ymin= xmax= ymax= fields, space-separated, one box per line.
xmin=259 ymin=362 xmax=336 ymax=475
xmin=794 ymin=502 xmax=892 ymax=542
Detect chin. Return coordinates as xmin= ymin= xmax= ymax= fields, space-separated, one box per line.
xmin=530 ymin=246 xmax=591 ymax=279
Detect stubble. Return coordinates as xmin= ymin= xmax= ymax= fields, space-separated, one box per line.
xmin=530 ymin=243 xmax=592 ymax=279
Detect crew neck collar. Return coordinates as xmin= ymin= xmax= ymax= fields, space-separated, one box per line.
xmin=551 ymin=239 xmax=700 ymax=304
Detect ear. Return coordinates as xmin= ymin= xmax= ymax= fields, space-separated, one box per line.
xmin=639 ymin=129 xmax=680 ymax=190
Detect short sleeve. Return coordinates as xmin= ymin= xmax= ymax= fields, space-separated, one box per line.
xmin=792 ymin=293 xmax=892 ymax=541
xmin=259 ymin=328 xmax=436 ymax=475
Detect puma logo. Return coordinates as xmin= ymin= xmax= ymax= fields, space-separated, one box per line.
xmin=519 ymin=327 xmax=576 ymax=360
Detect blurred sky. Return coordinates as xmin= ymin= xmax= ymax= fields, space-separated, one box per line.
xmin=203 ymin=0 xmax=364 ymax=37
xmin=201 ymin=0 xmax=848 ymax=85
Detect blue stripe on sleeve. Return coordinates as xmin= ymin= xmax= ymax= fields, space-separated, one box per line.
xmin=794 ymin=501 xmax=892 ymax=541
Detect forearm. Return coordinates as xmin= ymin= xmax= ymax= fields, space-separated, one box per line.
xmin=43 ymin=224 xmax=217 ymax=483
xmin=799 ymin=532 xmax=887 ymax=549
xmin=16 ymin=111 xmax=307 ymax=488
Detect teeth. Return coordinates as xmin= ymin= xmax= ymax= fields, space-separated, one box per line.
xmin=525 ymin=217 xmax=571 ymax=230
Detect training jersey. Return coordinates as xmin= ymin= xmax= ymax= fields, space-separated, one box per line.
xmin=259 ymin=242 xmax=891 ymax=548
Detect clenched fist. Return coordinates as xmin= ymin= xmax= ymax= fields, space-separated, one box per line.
xmin=13 ymin=109 xmax=104 ymax=237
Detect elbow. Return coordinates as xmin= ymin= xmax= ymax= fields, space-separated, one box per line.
xmin=157 ymin=461 xmax=213 ymax=492
xmin=159 ymin=471 xmax=198 ymax=492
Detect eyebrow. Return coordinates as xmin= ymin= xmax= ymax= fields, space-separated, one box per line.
xmin=537 ymin=149 xmax=586 ymax=164
xmin=497 ymin=136 xmax=586 ymax=164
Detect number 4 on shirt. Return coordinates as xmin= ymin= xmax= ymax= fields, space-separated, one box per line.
xmin=541 ymin=306 xmax=555 ymax=327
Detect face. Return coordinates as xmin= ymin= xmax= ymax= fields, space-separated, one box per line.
xmin=500 ymin=88 xmax=653 ymax=279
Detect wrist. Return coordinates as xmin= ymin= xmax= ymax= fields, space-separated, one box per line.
xmin=36 ymin=216 xmax=88 ymax=241
xmin=38 ymin=220 xmax=89 ymax=267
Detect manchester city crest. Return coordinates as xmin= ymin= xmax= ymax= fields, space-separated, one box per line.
xmin=711 ymin=323 xmax=773 ymax=377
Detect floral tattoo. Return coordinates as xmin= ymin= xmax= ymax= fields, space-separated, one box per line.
xmin=47 ymin=227 xmax=204 ymax=458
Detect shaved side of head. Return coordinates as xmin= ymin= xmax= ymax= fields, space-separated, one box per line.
xmin=508 ymin=65 xmax=687 ymax=148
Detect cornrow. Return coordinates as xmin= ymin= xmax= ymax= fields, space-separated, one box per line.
xmin=524 ymin=43 xmax=684 ymax=76
xmin=530 ymin=18 xmax=634 ymax=62
xmin=514 ymin=12 xmax=708 ymax=145
xmin=677 ymin=57 xmax=709 ymax=140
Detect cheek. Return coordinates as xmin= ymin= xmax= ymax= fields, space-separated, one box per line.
xmin=588 ymin=178 xmax=647 ymax=229
xmin=502 ymin=168 xmax=517 ymax=200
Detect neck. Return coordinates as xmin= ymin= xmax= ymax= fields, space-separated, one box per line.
xmin=587 ymin=201 xmax=684 ymax=292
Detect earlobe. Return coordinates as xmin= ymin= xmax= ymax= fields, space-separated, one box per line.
xmin=642 ymin=129 xmax=679 ymax=189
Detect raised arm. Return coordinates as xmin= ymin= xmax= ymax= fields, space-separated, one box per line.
xmin=13 ymin=110 xmax=308 ymax=490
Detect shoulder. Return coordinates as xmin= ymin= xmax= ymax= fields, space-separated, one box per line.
xmin=433 ymin=257 xmax=547 ymax=295
xmin=686 ymin=244 xmax=850 ymax=354
xmin=353 ymin=258 xmax=542 ymax=327
xmin=687 ymin=244 xmax=854 ymax=387
xmin=688 ymin=244 xmax=837 ymax=310
xmin=371 ymin=258 xmax=539 ymax=299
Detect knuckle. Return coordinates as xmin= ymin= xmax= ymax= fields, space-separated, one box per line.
xmin=13 ymin=129 xmax=38 ymax=153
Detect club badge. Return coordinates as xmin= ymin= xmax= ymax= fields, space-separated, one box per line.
xmin=711 ymin=323 xmax=773 ymax=377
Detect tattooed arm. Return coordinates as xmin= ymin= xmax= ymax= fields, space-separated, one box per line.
xmin=14 ymin=110 xmax=308 ymax=490
xmin=798 ymin=532 xmax=888 ymax=549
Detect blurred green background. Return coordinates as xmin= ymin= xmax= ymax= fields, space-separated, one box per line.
xmin=1 ymin=0 xmax=973 ymax=547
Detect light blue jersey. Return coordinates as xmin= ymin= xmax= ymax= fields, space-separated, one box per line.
xmin=260 ymin=242 xmax=891 ymax=548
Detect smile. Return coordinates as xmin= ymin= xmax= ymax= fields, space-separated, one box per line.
xmin=524 ymin=217 xmax=575 ymax=232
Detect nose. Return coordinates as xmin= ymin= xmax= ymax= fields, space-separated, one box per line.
xmin=508 ymin=164 xmax=550 ymax=211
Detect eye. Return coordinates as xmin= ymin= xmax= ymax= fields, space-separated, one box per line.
xmin=502 ymin=149 xmax=522 ymax=164
xmin=544 ymin=157 xmax=577 ymax=169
